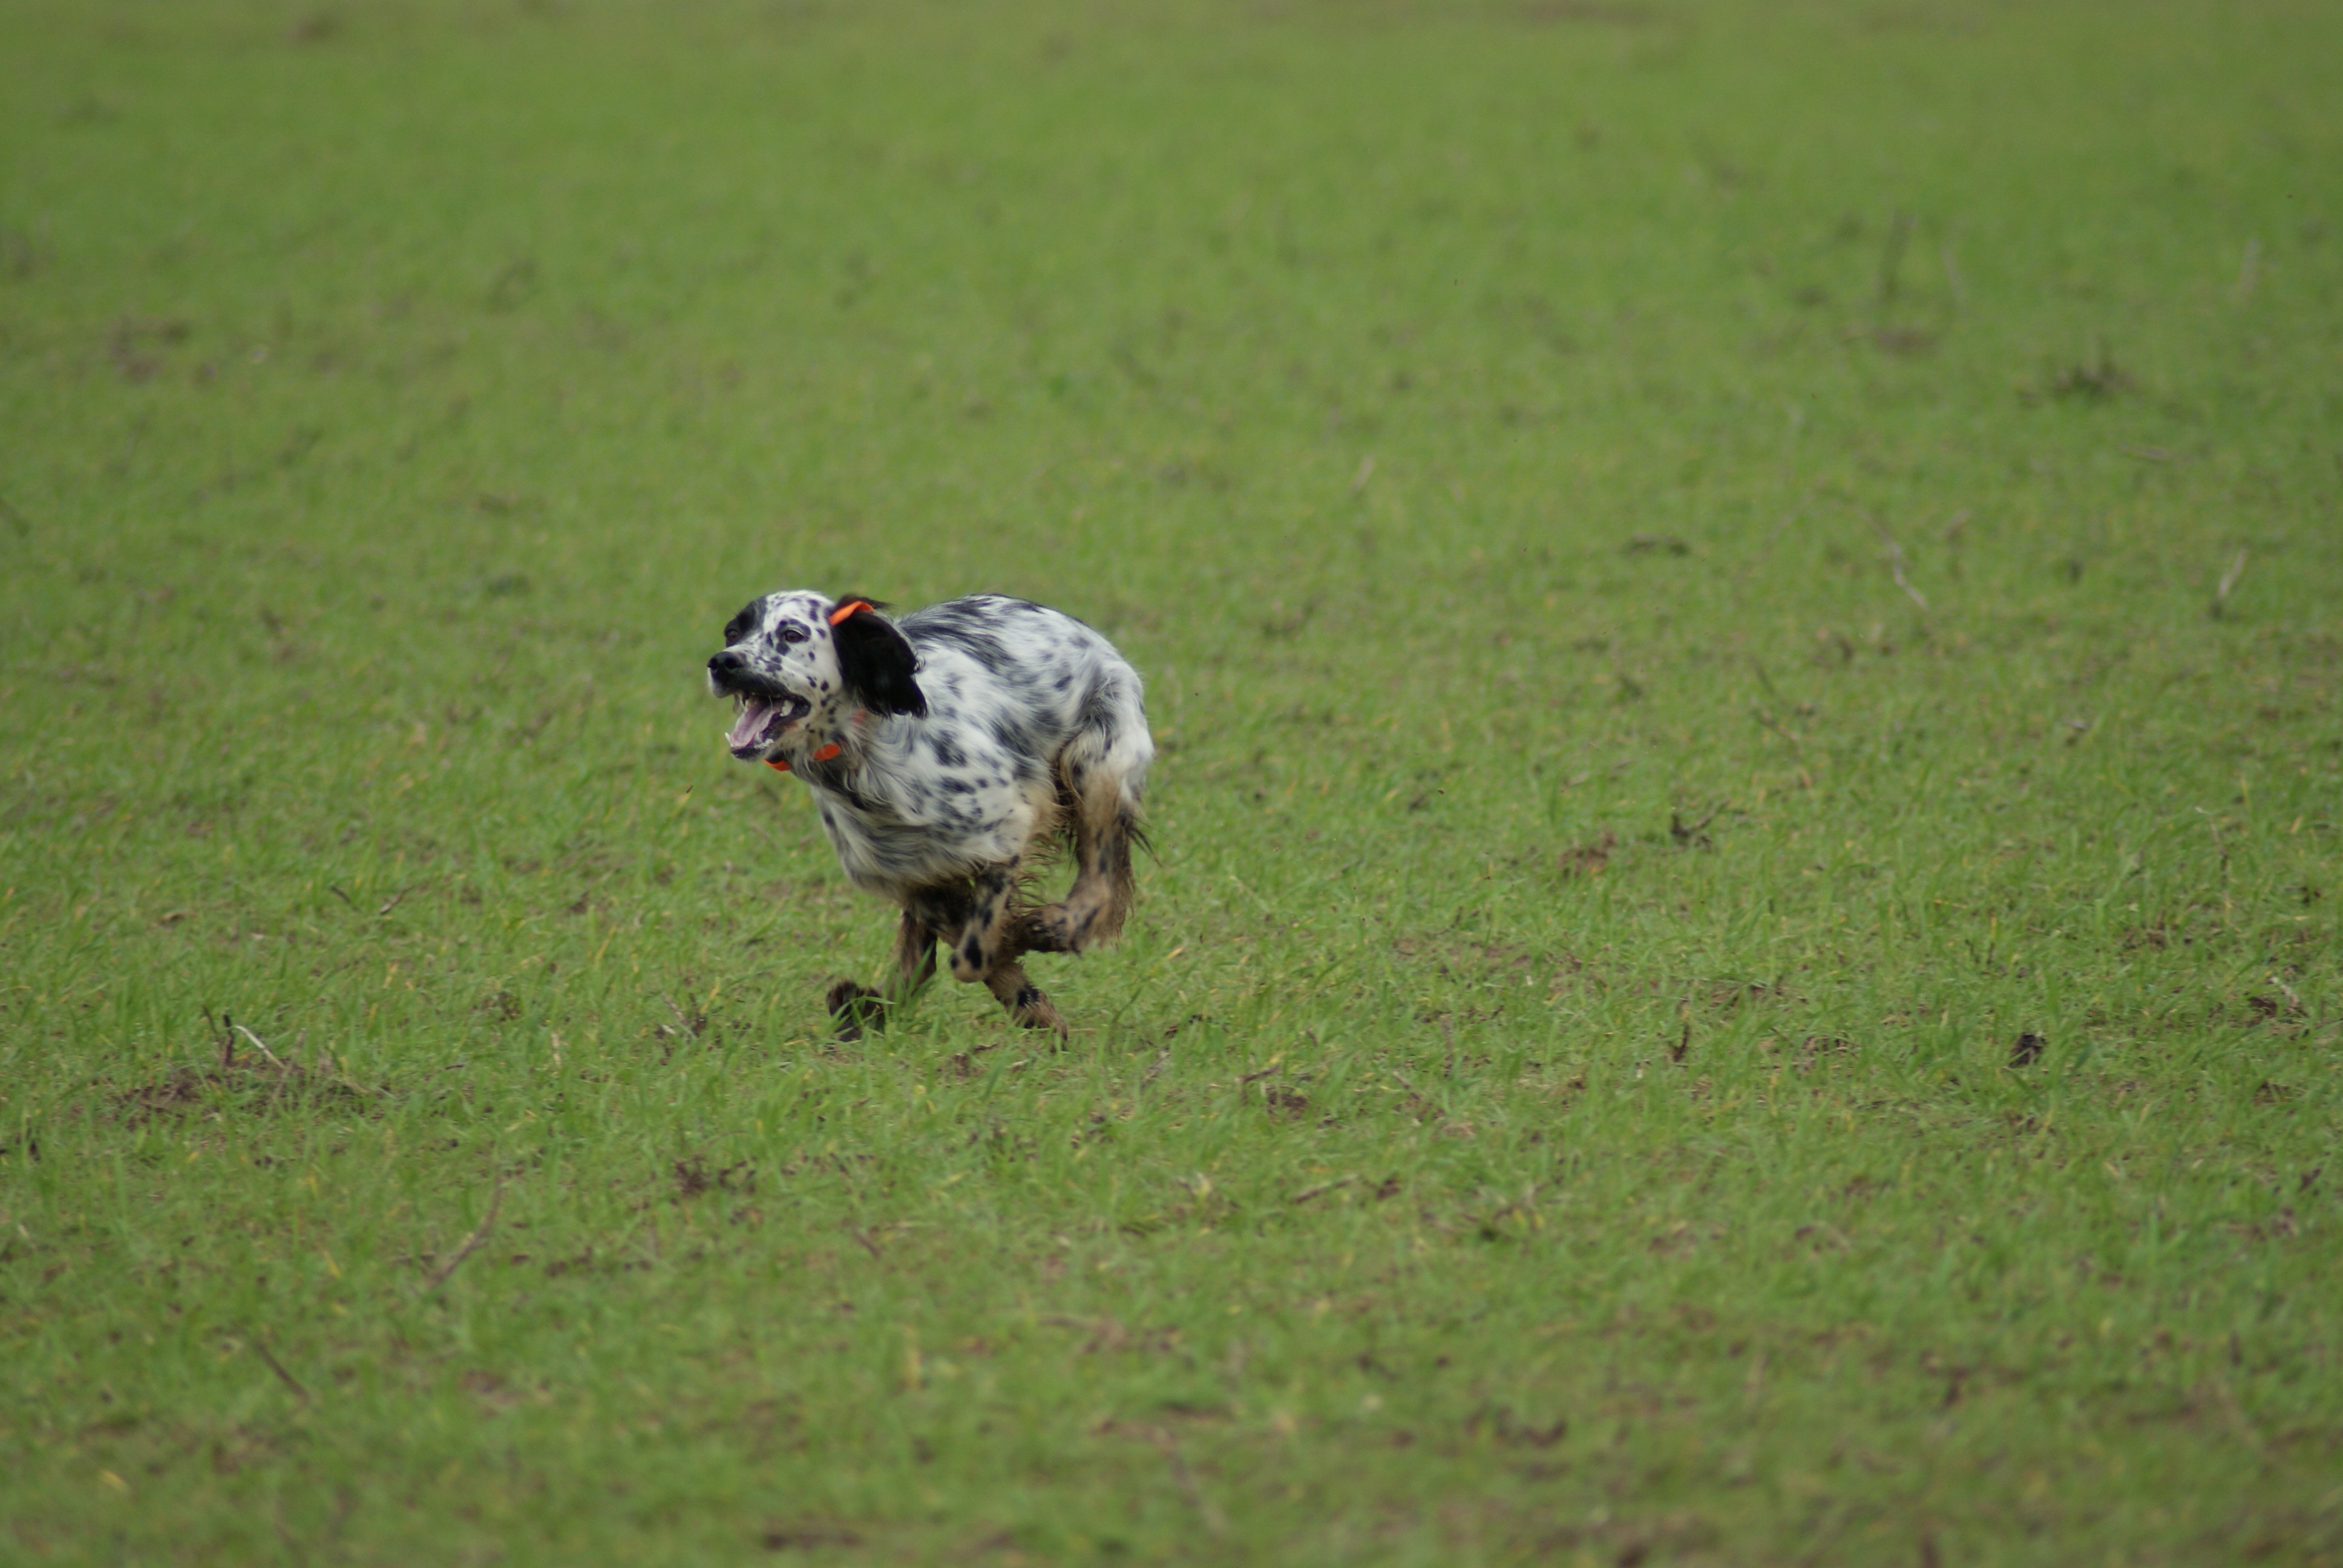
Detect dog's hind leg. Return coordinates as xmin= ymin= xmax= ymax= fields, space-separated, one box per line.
xmin=1032 ymin=678 xmax=1152 ymax=955
xmin=827 ymin=907 xmax=940 ymax=1042
xmin=1027 ymin=792 xmax=1136 ymax=955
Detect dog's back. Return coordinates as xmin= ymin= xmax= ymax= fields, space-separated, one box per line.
xmin=803 ymin=596 xmax=1149 ymax=897
xmin=899 ymin=597 xmax=1152 ymax=950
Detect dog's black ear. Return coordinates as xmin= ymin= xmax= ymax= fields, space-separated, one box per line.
xmin=828 ymin=596 xmax=926 ymax=717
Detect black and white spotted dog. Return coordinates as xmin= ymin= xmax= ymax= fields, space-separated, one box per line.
xmin=707 ymin=591 xmax=1152 ymax=1038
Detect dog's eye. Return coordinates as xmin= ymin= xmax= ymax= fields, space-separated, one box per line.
xmin=779 ymin=625 xmax=808 ymax=645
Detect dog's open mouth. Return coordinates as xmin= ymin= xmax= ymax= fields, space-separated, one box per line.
xmin=727 ymin=693 xmax=812 ymax=758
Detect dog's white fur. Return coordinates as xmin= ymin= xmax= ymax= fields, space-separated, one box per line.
xmin=707 ymin=590 xmax=1152 ymax=1036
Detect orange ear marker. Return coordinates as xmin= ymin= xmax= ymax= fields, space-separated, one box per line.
xmin=779 ymin=606 xmax=868 ymax=767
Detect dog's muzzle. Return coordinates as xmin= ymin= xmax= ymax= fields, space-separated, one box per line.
xmin=709 ymin=653 xmax=813 ymax=759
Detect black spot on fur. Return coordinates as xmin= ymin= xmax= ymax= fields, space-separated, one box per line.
xmin=986 ymin=713 xmax=1039 ymax=757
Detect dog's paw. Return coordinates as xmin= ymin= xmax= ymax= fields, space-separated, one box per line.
xmin=825 ymin=980 xmax=888 ymax=1042
xmin=1011 ymin=986 xmax=1069 ymax=1042
xmin=1020 ymin=904 xmax=1086 ymax=955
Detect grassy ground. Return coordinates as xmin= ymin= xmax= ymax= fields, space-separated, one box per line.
xmin=3 ymin=0 xmax=2339 ymax=1561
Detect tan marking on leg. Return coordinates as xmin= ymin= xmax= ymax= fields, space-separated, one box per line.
xmin=948 ymin=863 xmax=1022 ymax=982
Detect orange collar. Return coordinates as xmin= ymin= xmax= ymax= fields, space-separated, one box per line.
xmin=765 ymin=711 xmax=863 ymax=773
xmin=767 ymin=743 xmax=839 ymax=773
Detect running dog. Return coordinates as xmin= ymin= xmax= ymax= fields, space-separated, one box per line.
xmin=707 ymin=590 xmax=1152 ymax=1039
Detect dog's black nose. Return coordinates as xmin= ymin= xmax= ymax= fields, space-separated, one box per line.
xmin=709 ymin=652 xmax=744 ymax=674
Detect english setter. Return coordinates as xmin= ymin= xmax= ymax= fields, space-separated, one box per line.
xmin=707 ymin=591 xmax=1152 ymax=1039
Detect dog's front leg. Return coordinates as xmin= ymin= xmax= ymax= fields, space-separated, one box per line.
xmin=827 ymin=909 xmax=938 ymax=1042
xmin=939 ymin=863 xmax=1068 ymax=1041
xmin=946 ymin=864 xmax=1021 ymax=982
xmin=889 ymin=910 xmax=939 ymax=1005
xmin=982 ymin=959 xmax=1067 ymax=1040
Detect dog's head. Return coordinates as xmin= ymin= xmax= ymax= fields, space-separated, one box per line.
xmin=706 ymin=590 xmax=927 ymax=761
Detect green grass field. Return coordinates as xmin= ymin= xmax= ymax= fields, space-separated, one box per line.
xmin=4 ymin=0 xmax=2339 ymax=1561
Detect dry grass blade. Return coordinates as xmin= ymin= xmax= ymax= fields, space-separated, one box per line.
xmin=422 ymin=1176 xmax=504 ymax=1295
xmin=2212 ymin=549 xmax=2248 ymax=618
xmin=229 ymin=1022 xmax=290 ymax=1072
xmin=1879 ymin=534 xmax=1928 ymax=611
xmin=1291 ymin=1175 xmax=1357 ymax=1204
xmin=1751 ymin=708 xmax=1804 ymax=750
xmin=375 ymin=883 xmax=425 ymax=918
xmin=248 ymin=1331 xmax=311 ymax=1397
xmin=250 ymin=1333 xmax=311 ymax=1403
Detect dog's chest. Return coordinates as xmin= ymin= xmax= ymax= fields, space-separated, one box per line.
xmin=804 ymin=722 xmax=1054 ymax=890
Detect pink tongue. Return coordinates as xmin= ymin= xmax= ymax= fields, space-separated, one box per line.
xmin=727 ymin=699 xmax=776 ymax=751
